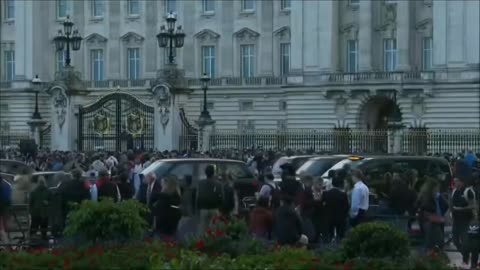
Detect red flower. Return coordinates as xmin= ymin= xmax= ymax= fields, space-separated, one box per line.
xmin=311 ymin=258 xmax=321 ymax=263
xmin=166 ymin=251 xmax=175 ymax=259
xmin=62 ymin=258 xmax=70 ymax=270
xmin=206 ymin=228 xmax=213 ymax=236
xmin=144 ymin=237 xmax=153 ymax=244
xmin=343 ymin=263 xmax=352 ymax=270
xmin=215 ymin=228 xmax=224 ymax=237
xmin=48 ymin=261 xmax=56 ymax=268
xmin=195 ymin=239 xmax=205 ymax=249
xmin=429 ymin=250 xmax=437 ymax=259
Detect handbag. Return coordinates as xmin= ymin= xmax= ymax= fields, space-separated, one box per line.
xmin=423 ymin=212 xmax=445 ymax=224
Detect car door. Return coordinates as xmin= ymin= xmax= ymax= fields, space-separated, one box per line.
xmin=223 ymin=162 xmax=257 ymax=199
xmin=168 ymin=162 xmax=195 ymax=188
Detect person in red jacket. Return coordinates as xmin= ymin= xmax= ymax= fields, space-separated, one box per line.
xmin=249 ymin=197 xmax=273 ymax=240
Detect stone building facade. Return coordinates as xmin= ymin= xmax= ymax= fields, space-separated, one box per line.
xmin=0 ymin=0 xmax=479 ymax=150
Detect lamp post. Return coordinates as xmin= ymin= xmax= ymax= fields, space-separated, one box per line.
xmin=53 ymin=16 xmax=83 ymax=67
xmin=198 ymin=73 xmax=213 ymax=125
xmin=31 ymin=75 xmax=42 ymax=120
xmin=156 ymin=12 xmax=185 ymax=64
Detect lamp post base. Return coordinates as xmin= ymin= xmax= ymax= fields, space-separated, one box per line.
xmin=27 ymin=119 xmax=47 ymax=146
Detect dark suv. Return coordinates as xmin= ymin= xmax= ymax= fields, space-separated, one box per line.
xmin=141 ymin=158 xmax=258 ymax=200
xmin=349 ymin=156 xmax=453 ymax=193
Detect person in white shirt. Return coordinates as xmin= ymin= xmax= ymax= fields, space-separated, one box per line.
xmin=349 ymin=169 xmax=370 ymax=227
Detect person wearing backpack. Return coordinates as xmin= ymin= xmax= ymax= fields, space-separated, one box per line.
xmin=258 ymin=174 xmax=280 ymax=209
xmin=457 ymin=179 xmax=479 ymax=269
xmin=196 ymin=165 xmax=223 ymax=236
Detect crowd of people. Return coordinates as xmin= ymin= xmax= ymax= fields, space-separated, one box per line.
xmin=0 ymin=148 xmax=479 ymax=269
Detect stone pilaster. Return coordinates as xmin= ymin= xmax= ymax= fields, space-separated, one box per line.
xmin=359 ymin=0 xmax=373 ymax=72
xmin=396 ymin=1 xmax=411 ymax=71
xmin=433 ymin=0 xmax=447 ymax=68
xmin=446 ymin=0 xmax=465 ymax=67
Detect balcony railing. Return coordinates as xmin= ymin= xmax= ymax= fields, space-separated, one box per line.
xmin=326 ymin=71 xmax=435 ymax=83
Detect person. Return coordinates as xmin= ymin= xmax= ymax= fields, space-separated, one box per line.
xmin=465 ymin=150 xmax=477 ymax=169
xmin=278 ymin=163 xmax=302 ymax=205
xmin=58 ymin=169 xmax=90 ymax=229
xmin=176 ymin=175 xmax=197 ymax=242
xmin=140 ymin=172 xmax=162 ymax=226
xmin=417 ymin=178 xmax=449 ymax=253
xmin=219 ymin=172 xmax=238 ymax=218
xmin=249 ymin=197 xmax=273 ymax=240
xmin=96 ymin=169 xmax=121 ymax=202
xmin=298 ymin=175 xmax=316 ymax=242
xmin=322 ymin=175 xmax=349 ymax=242
xmin=389 ymin=173 xmax=413 ymax=216
xmin=29 ymin=177 xmax=51 ymax=240
xmin=116 ymin=172 xmax=134 ymax=201
xmin=131 ymin=158 xmax=143 ymax=199
xmin=349 ymin=169 xmax=369 ymax=227
xmin=153 ymin=175 xmax=181 ymax=239
xmin=272 ymin=196 xmax=308 ymax=246
xmin=0 ymin=175 xmax=12 ymax=244
xmin=196 ymin=165 xmax=223 ymax=235
xmin=258 ymin=174 xmax=280 ymax=209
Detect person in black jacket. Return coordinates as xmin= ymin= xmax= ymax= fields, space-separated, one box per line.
xmin=116 ymin=172 xmax=134 ymax=201
xmin=272 ymin=196 xmax=308 ymax=246
xmin=321 ymin=175 xmax=349 ymax=242
xmin=59 ymin=169 xmax=90 ymax=229
xmin=96 ymin=170 xmax=119 ymax=202
xmin=153 ymin=175 xmax=181 ymax=239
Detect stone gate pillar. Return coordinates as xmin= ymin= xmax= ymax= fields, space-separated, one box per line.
xmin=151 ymin=65 xmax=192 ymax=151
xmin=46 ymin=67 xmax=89 ymax=151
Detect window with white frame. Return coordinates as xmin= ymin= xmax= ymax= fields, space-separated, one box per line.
xmin=242 ymin=0 xmax=255 ymax=12
xmin=346 ymin=39 xmax=359 ymax=73
xmin=127 ymin=0 xmax=140 ymax=15
xmin=237 ymin=120 xmax=255 ymax=131
xmin=57 ymin=0 xmax=68 ymax=19
xmin=239 ymin=100 xmax=254 ymax=111
xmin=5 ymin=0 xmax=15 ymax=20
xmin=240 ymin=45 xmax=255 ymax=78
xmin=4 ymin=50 xmax=15 ymax=81
xmin=92 ymin=0 xmax=105 ymax=17
xmin=280 ymin=43 xmax=290 ymax=76
xmin=127 ymin=48 xmax=140 ymax=80
xmin=383 ymin=39 xmax=397 ymax=72
xmin=56 ymin=50 xmax=66 ymax=72
xmin=281 ymin=0 xmax=291 ymax=10
xmin=165 ymin=0 xmax=176 ymax=13
xmin=90 ymin=49 xmax=104 ymax=81
xmin=202 ymin=0 xmax=215 ymax=13
xmin=422 ymin=37 xmax=433 ymax=71
xmin=202 ymin=46 xmax=215 ymax=78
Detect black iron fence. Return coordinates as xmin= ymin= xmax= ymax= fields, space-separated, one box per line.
xmin=0 ymin=132 xmax=30 ymax=150
xmin=209 ymin=128 xmax=480 ymax=155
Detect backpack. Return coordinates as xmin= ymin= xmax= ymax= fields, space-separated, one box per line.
xmin=196 ymin=180 xmax=223 ymax=210
xmin=266 ymin=183 xmax=281 ymax=209
xmin=464 ymin=187 xmax=479 ymax=234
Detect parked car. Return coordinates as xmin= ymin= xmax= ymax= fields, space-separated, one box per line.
xmin=0 ymin=159 xmax=35 ymax=175
xmin=271 ymin=155 xmax=319 ymax=182
xmin=141 ymin=158 xmax=259 ymax=200
xmin=296 ymin=155 xmax=354 ymax=182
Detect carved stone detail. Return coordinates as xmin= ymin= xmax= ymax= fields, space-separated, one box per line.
xmin=120 ymin=32 xmax=145 ymax=45
xmin=194 ymin=29 xmax=221 ymax=43
xmin=335 ymin=96 xmax=348 ymax=120
xmin=47 ymin=86 xmax=68 ymax=129
xmin=377 ymin=3 xmax=397 ymax=39
xmin=151 ymin=84 xmax=171 ymax=132
xmin=152 ymin=66 xmax=187 ymax=91
xmin=411 ymin=94 xmax=426 ymax=119
xmin=233 ymin=27 xmax=260 ymax=42
xmin=84 ymin=33 xmax=108 ymax=45
xmin=340 ymin=23 xmax=359 ymax=40
xmin=274 ymin=26 xmax=290 ymax=41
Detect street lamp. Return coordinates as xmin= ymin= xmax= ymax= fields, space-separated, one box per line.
xmin=156 ymin=12 xmax=185 ymax=64
xmin=53 ymin=16 xmax=83 ymax=67
xmin=199 ymin=73 xmax=213 ymax=123
xmin=31 ymin=75 xmax=42 ymax=120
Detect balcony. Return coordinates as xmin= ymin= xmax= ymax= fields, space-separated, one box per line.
xmin=324 ymin=71 xmax=435 ymax=83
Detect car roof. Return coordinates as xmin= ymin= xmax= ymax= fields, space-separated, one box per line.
xmin=360 ymin=155 xmax=449 ymax=162
xmin=282 ymin=155 xmax=318 ymax=160
xmin=309 ymin=155 xmax=351 ymax=160
xmin=32 ymin=171 xmax=71 ymax=176
xmin=157 ymin=158 xmax=245 ymax=164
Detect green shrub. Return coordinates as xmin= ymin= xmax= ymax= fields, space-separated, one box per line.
xmin=64 ymin=199 xmax=149 ymax=244
xmin=340 ymin=222 xmax=410 ymax=260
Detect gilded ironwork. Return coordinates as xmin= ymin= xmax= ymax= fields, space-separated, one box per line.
xmin=92 ymin=110 xmax=111 ymax=136
xmin=126 ymin=109 xmax=145 ymax=137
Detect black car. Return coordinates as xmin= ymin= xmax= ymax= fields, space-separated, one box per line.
xmin=140 ymin=158 xmax=259 ymax=200
xmin=348 ymin=155 xmax=453 ymax=193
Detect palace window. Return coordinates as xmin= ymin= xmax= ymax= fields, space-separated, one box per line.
xmin=57 ymin=0 xmax=68 ymax=19
xmin=127 ymin=48 xmax=140 ymax=80
xmin=3 ymin=50 xmax=15 ymax=81
xmin=280 ymin=43 xmax=290 ymax=76
xmin=347 ymin=39 xmax=359 ymax=73
xmin=242 ymin=0 xmax=255 ymax=12
xmin=165 ymin=0 xmax=176 ymax=13
xmin=240 ymin=45 xmax=255 ymax=78
xmin=422 ymin=37 xmax=433 ymax=71
xmin=92 ymin=0 xmax=105 ymax=17
xmin=127 ymin=0 xmax=140 ymax=15
xmin=202 ymin=46 xmax=215 ymax=78
xmin=202 ymin=0 xmax=215 ymax=13
xmin=91 ymin=49 xmax=104 ymax=81
xmin=383 ymin=39 xmax=397 ymax=72
xmin=5 ymin=0 xmax=15 ymax=20
xmin=281 ymin=0 xmax=291 ymax=10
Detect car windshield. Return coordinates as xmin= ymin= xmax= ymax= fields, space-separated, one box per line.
xmin=141 ymin=161 xmax=173 ymax=179
xmin=272 ymin=157 xmax=289 ymax=177
xmin=297 ymin=157 xmax=343 ymax=177
xmin=291 ymin=157 xmax=312 ymax=171
xmin=321 ymin=159 xmax=356 ymax=178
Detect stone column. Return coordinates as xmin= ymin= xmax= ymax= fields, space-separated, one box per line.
xmin=259 ymin=0 xmax=274 ymax=76
xmin=359 ymin=0 xmax=373 ymax=72
xmin=152 ymin=85 xmax=178 ymax=151
xmin=27 ymin=120 xmax=45 ymax=146
xmin=433 ymin=0 xmax=447 ymax=68
xmin=446 ymin=0 xmax=465 ymax=67
xmin=318 ymin=0 xmax=338 ymax=72
xmin=396 ymin=1 xmax=411 ymax=71
xmin=199 ymin=124 xmax=214 ymax=152
xmin=303 ymin=0 xmax=320 ymax=72
xmin=48 ymin=86 xmax=73 ymax=151
xmin=14 ymin=0 xmax=34 ymax=80
xmin=289 ymin=0 xmax=303 ymax=77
